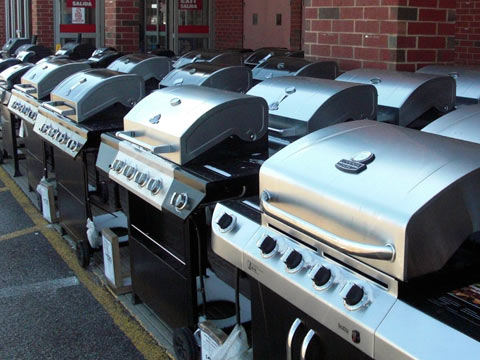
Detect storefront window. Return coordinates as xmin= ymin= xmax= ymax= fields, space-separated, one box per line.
xmin=145 ymin=0 xmax=167 ymax=51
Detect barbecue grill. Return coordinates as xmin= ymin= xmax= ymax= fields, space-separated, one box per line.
xmin=173 ymin=50 xmax=244 ymax=69
xmin=244 ymin=48 xmax=304 ymax=68
xmin=13 ymin=43 xmax=52 ymax=64
xmin=336 ymin=69 xmax=455 ymax=128
xmin=107 ymin=53 xmax=172 ymax=93
xmin=417 ymin=65 xmax=480 ymax=105
xmin=159 ymin=63 xmax=252 ymax=92
xmin=212 ymin=120 xmax=480 ymax=359
xmin=33 ymin=69 xmax=144 ymax=266
xmin=251 ymin=57 xmax=338 ymax=83
xmin=104 ymin=85 xmax=268 ymax=336
xmin=1 ymin=37 xmax=31 ymax=58
xmin=85 ymin=47 xmax=123 ymax=68
xmin=246 ymin=76 xmax=377 ymax=151
xmin=0 ymin=63 xmax=35 ymax=167
xmin=7 ymin=59 xmax=90 ymax=185
xmin=54 ymin=35 xmax=96 ymax=60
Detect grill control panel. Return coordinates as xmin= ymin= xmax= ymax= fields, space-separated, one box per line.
xmin=211 ymin=202 xmax=397 ymax=358
xmin=33 ymin=113 xmax=86 ymax=158
xmin=109 ymin=142 xmax=176 ymax=212
xmin=8 ymin=93 xmax=39 ymax=124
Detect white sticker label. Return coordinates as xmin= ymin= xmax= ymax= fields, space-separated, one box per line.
xmin=102 ymin=235 xmax=115 ymax=285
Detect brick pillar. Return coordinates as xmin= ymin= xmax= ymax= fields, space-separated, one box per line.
xmin=455 ymin=0 xmax=480 ymax=66
xmin=304 ymin=0 xmax=456 ymax=72
xmin=290 ymin=0 xmax=303 ymax=50
xmin=214 ymin=0 xmax=243 ymax=50
xmin=0 ymin=0 xmax=5 ymax=44
xmin=31 ymin=0 xmax=55 ymax=48
xmin=105 ymin=0 xmax=140 ymax=53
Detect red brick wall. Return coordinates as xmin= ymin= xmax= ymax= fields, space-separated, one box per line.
xmin=105 ymin=0 xmax=140 ymax=53
xmin=32 ymin=0 xmax=54 ymax=48
xmin=290 ymin=0 xmax=303 ymax=50
xmin=0 ymin=0 xmax=5 ymax=45
xmin=214 ymin=0 xmax=243 ymax=49
xmin=455 ymin=0 xmax=480 ymax=65
xmin=304 ymin=0 xmax=456 ymax=71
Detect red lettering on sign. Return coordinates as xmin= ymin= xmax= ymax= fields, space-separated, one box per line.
xmin=178 ymin=0 xmax=202 ymax=10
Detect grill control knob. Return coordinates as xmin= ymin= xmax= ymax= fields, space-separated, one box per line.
xmin=217 ymin=213 xmax=236 ymax=233
xmin=134 ymin=172 xmax=148 ymax=187
xmin=147 ymin=179 xmax=162 ymax=195
xmin=114 ymin=160 xmax=125 ymax=173
xmin=123 ymin=166 xmax=136 ymax=180
xmin=312 ymin=266 xmax=332 ymax=290
xmin=171 ymin=192 xmax=188 ymax=211
xmin=257 ymin=235 xmax=277 ymax=257
xmin=282 ymin=249 xmax=303 ymax=273
xmin=344 ymin=284 xmax=365 ymax=308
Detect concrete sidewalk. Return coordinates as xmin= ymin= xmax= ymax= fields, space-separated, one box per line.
xmin=0 ymin=167 xmax=171 ymax=360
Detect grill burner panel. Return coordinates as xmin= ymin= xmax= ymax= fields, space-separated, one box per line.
xmin=417 ymin=65 xmax=480 ymax=104
xmin=422 ymin=103 xmax=480 ymax=144
xmin=336 ymin=69 xmax=455 ymax=126
xmin=211 ymin=202 xmax=396 ymax=358
xmin=252 ymin=56 xmax=338 ymax=82
xmin=7 ymin=91 xmax=39 ymax=124
xmin=159 ymin=63 xmax=252 ymax=93
xmin=17 ymin=59 xmax=90 ymax=100
xmin=259 ymin=120 xmax=480 ymax=281
xmin=107 ymin=53 xmax=172 ymax=82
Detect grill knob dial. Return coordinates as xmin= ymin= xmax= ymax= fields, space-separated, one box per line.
xmin=344 ymin=284 xmax=365 ymax=308
xmin=312 ymin=266 xmax=332 ymax=289
xmin=257 ymin=235 xmax=277 ymax=257
xmin=173 ymin=192 xmax=188 ymax=211
xmin=123 ymin=166 xmax=136 ymax=180
xmin=134 ymin=172 xmax=148 ymax=187
xmin=282 ymin=249 xmax=303 ymax=273
xmin=147 ymin=179 xmax=162 ymax=195
xmin=216 ymin=213 xmax=236 ymax=233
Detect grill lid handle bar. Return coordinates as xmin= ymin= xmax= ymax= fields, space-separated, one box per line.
xmin=42 ymin=101 xmax=76 ymax=116
xmin=268 ymin=126 xmax=297 ymax=137
xmin=286 ymin=318 xmax=303 ymax=360
xmin=13 ymin=83 xmax=36 ymax=94
xmin=115 ymin=130 xmax=173 ymax=155
xmin=261 ymin=191 xmax=396 ymax=261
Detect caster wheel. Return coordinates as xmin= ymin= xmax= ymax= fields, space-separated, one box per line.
xmin=76 ymin=240 xmax=91 ymax=268
xmin=173 ymin=327 xmax=199 ymax=360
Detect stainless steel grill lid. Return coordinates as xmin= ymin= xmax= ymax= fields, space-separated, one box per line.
xmin=159 ymin=63 xmax=252 ymax=92
xmin=417 ymin=65 xmax=480 ymax=104
xmin=422 ymin=103 xmax=480 ymax=144
xmin=247 ymin=76 xmax=377 ymax=138
xmin=0 ymin=63 xmax=34 ymax=90
xmin=45 ymin=69 xmax=144 ymax=123
xmin=336 ymin=69 xmax=455 ymax=126
xmin=16 ymin=59 xmax=90 ymax=99
xmin=172 ymin=50 xmax=243 ymax=69
xmin=259 ymin=120 xmax=480 ymax=280
xmin=118 ymin=85 xmax=268 ymax=165
xmin=244 ymin=48 xmax=303 ymax=67
xmin=0 ymin=58 xmax=21 ymax=72
xmin=107 ymin=54 xmax=171 ymax=81
xmin=252 ymin=57 xmax=338 ymax=81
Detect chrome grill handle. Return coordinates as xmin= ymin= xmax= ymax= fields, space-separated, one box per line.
xmin=116 ymin=130 xmax=173 ymax=155
xmin=13 ymin=83 xmax=36 ymax=94
xmin=261 ymin=191 xmax=396 ymax=262
xmin=286 ymin=318 xmax=303 ymax=360
xmin=300 ymin=330 xmax=316 ymax=360
xmin=268 ymin=126 xmax=297 ymax=137
xmin=43 ymin=101 xmax=76 ymax=116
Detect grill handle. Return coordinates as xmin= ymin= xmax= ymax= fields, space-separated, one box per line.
xmin=261 ymin=191 xmax=396 ymax=261
xmin=300 ymin=330 xmax=316 ymax=360
xmin=268 ymin=126 xmax=297 ymax=137
xmin=116 ymin=130 xmax=173 ymax=155
xmin=286 ymin=318 xmax=303 ymax=360
xmin=13 ymin=83 xmax=36 ymax=94
xmin=43 ymin=101 xmax=76 ymax=116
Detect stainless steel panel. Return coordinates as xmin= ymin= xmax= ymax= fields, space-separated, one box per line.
xmin=160 ymin=63 xmax=252 ymax=92
xmin=49 ymin=69 xmax=145 ymax=122
xmin=96 ymin=133 xmax=120 ymax=174
xmin=107 ymin=54 xmax=172 ymax=81
xmin=247 ymin=76 xmax=377 ymax=136
xmin=422 ymin=103 xmax=480 ymax=144
xmin=417 ymin=65 xmax=480 ymax=104
xmin=252 ymin=57 xmax=338 ymax=81
xmin=20 ymin=59 xmax=90 ymax=99
xmin=259 ymin=120 xmax=480 ymax=280
xmin=122 ymin=85 xmax=268 ymax=165
xmin=375 ymin=301 xmax=480 ymax=359
xmin=336 ymin=69 xmax=455 ymax=126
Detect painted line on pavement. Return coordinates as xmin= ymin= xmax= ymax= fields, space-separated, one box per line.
xmin=0 ymin=225 xmax=40 ymax=242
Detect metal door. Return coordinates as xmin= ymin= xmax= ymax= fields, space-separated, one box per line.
xmin=54 ymin=0 xmax=104 ymax=49
xmin=5 ymin=0 xmax=30 ymax=39
xmin=244 ymin=0 xmax=291 ymax=50
xmin=172 ymin=0 xmax=212 ymax=55
xmin=144 ymin=0 xmax=168 ymax=51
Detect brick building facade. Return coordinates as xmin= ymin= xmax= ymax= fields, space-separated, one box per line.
xmin=0 ymin=0 xmax=478 ymax=69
